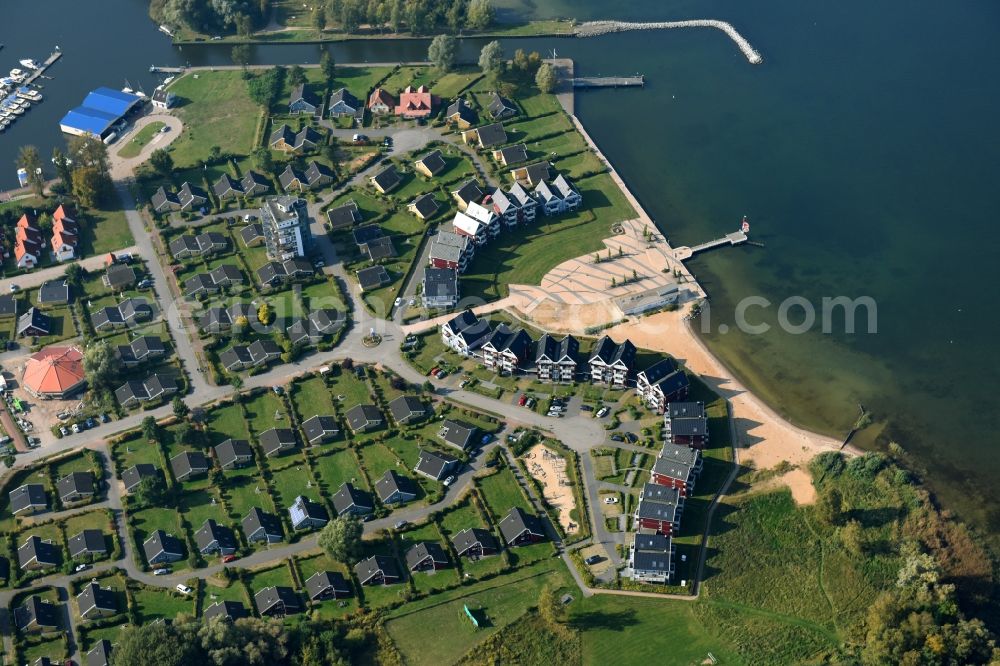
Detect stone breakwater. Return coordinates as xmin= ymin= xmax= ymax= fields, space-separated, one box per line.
xmin=576 ymin=20 xmax=764 ymax=65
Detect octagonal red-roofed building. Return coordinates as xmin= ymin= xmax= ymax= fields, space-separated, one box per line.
xmin=22 ymin=346 xmax=87 ymax=399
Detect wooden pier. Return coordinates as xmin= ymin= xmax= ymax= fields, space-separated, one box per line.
xmin=24 ymin=49 xmax=62 ymax=86
xmin=149 ymin=65 xmax=186 ymax=74
xmin=673 ymin=231 xmax=748 ymax=261
xmin=573 ymin=75 xmax=645 ymax=89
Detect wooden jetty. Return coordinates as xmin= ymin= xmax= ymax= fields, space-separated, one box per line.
xmin=24 ymin=49 xmax=62 ymax=85
xmin=573 ymin=75 xmax=644 ymax=89
xmin=673 ymin=230 xmax=748 ymax=261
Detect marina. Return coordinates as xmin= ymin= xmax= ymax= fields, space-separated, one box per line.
xmin=0 ymin=49 xmax=59 ymax=134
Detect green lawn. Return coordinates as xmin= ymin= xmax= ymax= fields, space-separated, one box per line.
xmin=86 ymin=204 xmax=135 ymax=254
xmin=178 ymin=487 xmax=228 ymax=529
xmin=359 ymin=443 xmax=402 ymax=482
xmin=118 ymin=121 xmax=166 ymax=159
xmin=439 ymin=500 xmax=488 ymax=537
xmin=433 ymin=71 xmax=482 ymax=98
xmin=327 ymin=370 xmax=373 ymax=412
xmin=244 ymin=391 xmax=290 ymax=433
xmin=21 ymin=637 xmax=66 ymax=665
xmin=312 ymin=449 xmax=366 ymax=494
xmin=570 ymin=595 xmax=741 ymax=666
xmin=203 ymin=579 xmax=250 ymax=607
xmin=268 ymin=460 xmax=318 ymax=512
xmin=167 ymin=71 xmax=261 ymax=167
xmin=461 ymin=172 xmax=636 ymax=301
xmin=223 ymin=467 xmax=276 ymax=519
xmin=132 ymin=585 xmax=196 ymax=623
xmin=248 ymin=562 xmax=296 ymax=592
xmin=206 ymin=403 xmax=250 ymax=447
xmin=385 ymin=559 xmax=571 ymax=666
xmin=290 ymin=376 xmax=337 ymax=420
xmin=477 ymin=467 xmax=532 ymax=518
xmin=382 ymin=435 xmax=424 ymax=470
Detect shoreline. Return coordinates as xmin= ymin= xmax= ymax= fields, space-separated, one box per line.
xmin=537 ymin=74 xmax=852 ymax=490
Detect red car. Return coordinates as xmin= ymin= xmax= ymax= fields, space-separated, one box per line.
xmin=222 ymin=554 xmax=238 ymax=563
xmin=518 ymin=394 xmax=528 ymax=406
xmin=429 ymin=367 xmax=440 ymax=377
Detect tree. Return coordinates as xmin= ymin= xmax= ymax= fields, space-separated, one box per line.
xmin=231 ymin=44 xmax=251 ymax=67
xmin=257 ymin=302 xmax=272 ymax=325
xmin=535 ymin=62 xmax=557 ymax=93
xmin=83 ymin=340 xmax=117 ymax=392
xmin=68 ymin=135 xmax=111 ymax=176
xmin=318 ymin=516 xmax=364 ymax=564
xmin=114 ymin=621 xmax=200 ymax=666
xmin=142 ymin=416 xmax=159 ymax=443
xmin=428 ymin=34 xmax=457 ymax=72
xmin=840 ymin=519 xmax=867 ymax=556
xmin=538 ymin=583 xmax=567 ymax=630
xmin=478 ymin=40 xmax=504 ymax=81
xmin=71 ymin=167 xmax=107 ymax=208
xmin=288 ymin=65 xmax=307 ymax=88
xmin=446 ymin=0 xmax=464 ymax=32
xmin=250 ymin=147 xmax=274 ymax=173
xmin=172 ymin=396 xmax=190 ymax=420
xmin=246 ymin=67 xmax=285 ymax=109
xmin=17 ymin=145 xmax=45 ymax=196
xmin=817 ymin=486 xmax=844 ymax=526
xmin=133 ymin=474 xmax=167 ymax=508
xmin=311 ymin=3 xmax=327 ymax=32
xmin=466 ymin=0 xmax=494 ymax=30
xmin=198 ymin=616 xmax=290 ymax=665
xmin=63 ymin=263 xmax=85 ymax=288
xmin=149 ymin=148 xmax=174 ymax=178
xmin=320 ymin=51 xmax=336 ymax=88
xmin=175 ymin=422 xmax=198 ymax=446
xmin=512 ymin=48 xmax=529 ymax=72
xmin=52 ymin=148 xmax=72 ymax=187
xmin=235 ymin=12 xmax=253 ymax=37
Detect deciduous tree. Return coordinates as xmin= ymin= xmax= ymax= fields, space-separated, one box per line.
xmin=51 ymin=148 xmax=72 ymax=187
xmin=318 ymin=515 xmax=364 ymax=563
xmin=535 ymin=62 xmax=557 ymax=93
xmin=466 ymin=0 xmax=494 ymax=30
xmin=428 ymin=34 xmax=457 ymax=72
xmin=150 ymin=148 xmax=174 ymax=177
xmin=478 ymin=40 xmax=504 ymax=81
xmin=17 ymin=145 xmax=45 ymax=196
xmin=83 ymin=340 xmax=117 ymax=392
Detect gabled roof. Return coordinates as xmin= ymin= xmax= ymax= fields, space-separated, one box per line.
xmin=370 ymin=164 xmax=401 ymax=192
xmin=374 ymin=470 xmax=418 ymax=503
xmin=409 ymin=193 xmax=440 ymax=218
xmin=301 ymin=415 xmax=339 ymax=443
xmin=496 ymin=144 xmax=528 ymax=165
xmin=77 ymin=581 xmax=116 ymax=615
xmin=329 ymin=87 xmax=361 ymax=110
xmin=590 ymin=336 xmax=637 ymax=367
xmin=259 ymin=428 xmax=297 ymax=456
xmin=415 ymin=149 xmax=446 ymax=175
xmin=304 ymin=160 xmax=334 ymax=185
xmin=365 ymin=236 xmax=396 ymax=261
xmin=255 ymin=586 xmax=302 ymax=614
xmin=10 ymin=483 xmax=47 ymax=514
xmin=353 ymin=224 xmax=384 ymax=246
xmin=631 ymin=533 xmax=673 ymax=574
xmin=56 ymin=472 xmax=94 ymax=501
xmin=446 ymin=98 xmax=478 ymax=125
xmin=213 ymin=173 xmax=242 ymax=198
xmin=439 ymin=419 xmax=477 ymax=449
xmin=452 ymin=179 xmax=484 ymax=206
xmin=122 ymin=463 xmax=159 ymax=492
xmin=517 ymin=161 xmax=551 ymax=185
xmin=38 ymin=279 xmax=70 ymax=304
xmin=18 ymin=535 xmax=60 ymax=568
xmin=241 ymin=170 xmax=271 ymax=193
xmin=170 ymin=450 xmax=210 ymax=480
xmin=305 ymin=571 xmax=351 ymax=599
xmin=87 ymin=638 xmax=113 ymax=666
xmin=498 ymin=507 xmax=546 ymax=544
xmin=368 ymin=88 xmax=396 ymax=108
xmin=17 ymin=307 xmax=50 ymax=336
xmin=290 ymin=495 xmax=331 ymax=526
xmin=332 ymin=483 xmax=373 ymax=516
xmin=68 ymin=529 xmax=107 ymax=558
xmin=405 ymin=542 xmax=449 ymax=570
xmin=414 ymin=448 xmax=458 ymax=480
xmin=203 ymin=600 xmax=249 ymax=623
xmin=290 ymin=83 xmax=319 ymax=108
xmin=242 ymin=507 xmax=284 ymax=541
xmin=327 ymin=200 xmax=362 ymax=229
xmin=475 ymin=122 xmax=507 ymax=147
xmin=14 ymin=595 xmax=59 ymax=630
xmin=194 ymin=519 xmax=237 ymax=553
xmin=388 ymin=395 xmax=426 ymax=423
xmin=345 ymin=404 xmax=384 ymax=431
xmin=451 ymin=527 xmax=498 ymax=556
xmin=142 ymin=529 xmax=184 ymax=562
xmin=535 ymin=333 xmax=579 ymax=364
xmin=653 ymin=444 xmax=700 ymax=481
xmin=635 ymin=482 xmax=682 ymax=523
xmin=487 ymin=92 xmax=517 ymax=118
xmin=214 ymin=438 xmax=253 ymax=468
xmin=354 ymin=555 xmax=401 ymax=584
xmin=357 ymin=265 xmax=390 ymax=291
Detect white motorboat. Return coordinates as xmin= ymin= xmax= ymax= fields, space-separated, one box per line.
xmin=9 ymin=69 xmax=24 ymax=78
xmin=19 ymin=59 xmax=40 ymax=70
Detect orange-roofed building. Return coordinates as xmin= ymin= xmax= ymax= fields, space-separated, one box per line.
xmin=22 ymin=346 xmax=87 ymax=399
xmin=51 ymin=205 xmax=79 ymax=262
xmin=368 ymin=88 xmax=396 ymax=115
xmin=395 ymin=85 xmax=435 ymax=119
xmin=14 ymin=213 xmax=42 ymax=269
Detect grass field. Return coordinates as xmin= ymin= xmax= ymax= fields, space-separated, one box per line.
xmin=206 ymin=403 xmax=250 ymax=447
xmin=313 ymin=449 xmax=365 ymax=494
xmin=167 ymin=71 xmax=261 ymax=167
xmin=118 ymin=121 xmax=166 ymax=159
xmin=290 ymin=376 xmax=337 ymax=420
xmin=327 ymin=370 xmax=372 ymax=412
xmin=224 ymin=466 xmax=276 ymax=518
xmin=132 ymin=585 xmax=196 ymax=623
xmin=244 ymin=391 xmax=288 ymax=433
xmin=358 ymin=443 xmax=401 ymax=481
xmin=248 ymin=561 xmax=296 ymax=592
xmin=477 ymin=467 xmax=531 ymax=518
xmin=386 ymin=559 xmax=571 ymax=666
xmin=460 ymin=172 xmax=637 ymax=301
xmin=268 ymin=461 xmax=317 ymax=512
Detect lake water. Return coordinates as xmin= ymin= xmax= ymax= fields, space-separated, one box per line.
xmin=2 ymin=0 xmax=998 ymax=536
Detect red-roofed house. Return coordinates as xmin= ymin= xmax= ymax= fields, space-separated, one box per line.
xmin=14 ymin=214 xmax=42 ymax=269
xmin=368 ymin=88 xmax=396 ymax=115
xmin=22 ymin=346 xmax=87 ymax=398
xmin=51 ymin=205 xmax=79 ymax=262
xmin=395 ymin=85 xmax=435 ymax=119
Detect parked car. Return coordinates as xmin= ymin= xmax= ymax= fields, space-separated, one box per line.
xmin=458 ymin=379 xmax=469 ymax=389
xmin=59 ymin=426 xmax=69 ymax=437
xmin=74 ymin=563 xmax=89 ymax=572
xmin=603 ymin=496 xmax=619 ymax=504
xmin=610 ymin=433 xmax=624 ymax=442
xmin=86 ymin=418 xmax=96 ymax=429
xmin=596 ymin=406 xmax=610 ymax=418
xmin=352 ymin=133 xmax=369 ymax=144
xmin=100 ymin=413 xmax=110 ymax=423
xmin=8 ymin=284 xmax=18 ymax=292
xmin=153 ymin=568 xmax=170 ymax=576
xmin=517 ymin=394 xmax=528 ymax=407
xmin=443 ymin=475 xmax=456 ymax=487
xmin=221 ymin=554 xmax=237 ymax=563
xmin=394 ymin=297 xmax=403 ymax=307
xmin=393 ymin=520 xmax=408 ymax=530
xmin=625 ymin=432 xmax=638 ymax=444
xmin=585 ymin=555 xmax=602 ymax=565
xmin=436 ymin=370 xmax=448 ymax=379
xmin=176 ymin=584 xmax=192 ymax=595
xmin=429 ymin=367 xmax=440 ymax=377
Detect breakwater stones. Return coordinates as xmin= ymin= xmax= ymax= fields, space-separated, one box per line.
xmin=575 ymin=20 xmax=764 ymax=65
